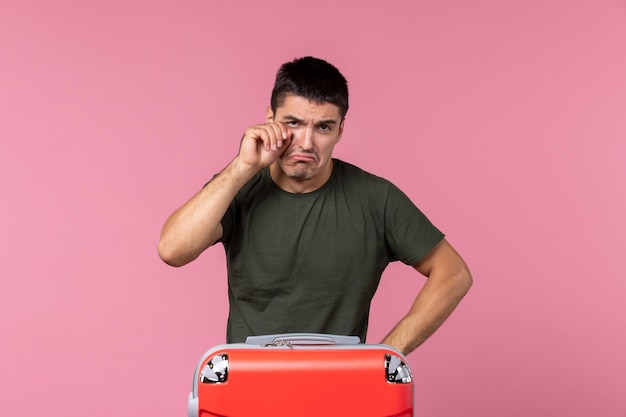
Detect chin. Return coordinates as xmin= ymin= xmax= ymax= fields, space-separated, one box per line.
xmin=287 ymin=169 xmax=314 ymax=181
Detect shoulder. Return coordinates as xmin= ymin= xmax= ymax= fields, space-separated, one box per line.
xmin=332 ymin=159 xmax=392 ymax=189
xmin=332 ymin=159 xmax=422 ymax=210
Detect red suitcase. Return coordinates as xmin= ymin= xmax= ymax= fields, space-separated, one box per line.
xmin=187 ymin=333 xmax=415 ymax=417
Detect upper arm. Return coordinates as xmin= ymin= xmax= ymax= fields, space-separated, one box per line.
xmin=413 ymin=238 xmax=472 ymax=283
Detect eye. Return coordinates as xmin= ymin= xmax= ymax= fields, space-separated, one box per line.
xmin=284 ymin=120 xmax=299 ymax=127
xmin=319 ymin=124 xmax=331 ymax=132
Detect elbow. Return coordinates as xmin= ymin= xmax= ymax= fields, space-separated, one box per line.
xmin=157 ymin=238 xmax=193 ymax=268
xmin=457 ymin=264 xmax=473 ymax=297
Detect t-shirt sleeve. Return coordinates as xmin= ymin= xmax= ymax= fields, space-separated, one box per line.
xmin=384 ymin=182 xmax=445 ymax=266
xmin=216 ymin=170 xmax=264 ymax=247
xmin=219 ymin=199 xmax=235 ymax=245
xmin=202 ymin=174 xmax=235 ymax=246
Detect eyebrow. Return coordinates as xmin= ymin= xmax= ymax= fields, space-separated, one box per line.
xmin=281 ymin=114 xmax=339 ymax=125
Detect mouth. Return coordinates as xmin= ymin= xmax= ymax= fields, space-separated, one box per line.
xmin=288 ymin=152 xmax=317 ymax=163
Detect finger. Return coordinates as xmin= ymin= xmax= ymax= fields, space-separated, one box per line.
xmin=245 ymin=125 xmax=273 ymax=152
xmin=256 ymin=126 xmax=275 ymax=152
xmin=267 ymin=124 xmax=284 ymax=152
xmin=267 ymin=122 xmax=286 ymax=150
xmin=276 ymin=122 xmax=290 ymax=142
xmin=277 ymin=123 xmax=292 ymax=153
xmin=259 ymin=123 xmax=284 ymax=152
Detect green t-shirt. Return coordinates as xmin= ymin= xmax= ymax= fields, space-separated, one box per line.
xmin=220 ymin=159 xmax=444 ymax=342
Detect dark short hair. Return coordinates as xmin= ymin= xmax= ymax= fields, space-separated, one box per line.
xmin=271 ymin=56 xmax=349 ymax=118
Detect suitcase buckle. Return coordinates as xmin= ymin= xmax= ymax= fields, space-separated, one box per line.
xmin=385 ymin=353 xmax=413 ymax=384
xmin=200 ymin=353 xmax=229 ymax=383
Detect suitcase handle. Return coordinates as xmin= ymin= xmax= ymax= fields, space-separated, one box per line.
xmin=245 ymin=333 xmax=361 ymax=346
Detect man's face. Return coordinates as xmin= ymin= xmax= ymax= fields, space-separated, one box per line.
xmin=267 ymin=94 xmax=344 ymax=192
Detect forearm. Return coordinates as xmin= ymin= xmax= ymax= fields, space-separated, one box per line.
xmin=157 ymin=157 xmax=256 ymax=267
xmin=381 ymin=261 xmax=472 ymax=355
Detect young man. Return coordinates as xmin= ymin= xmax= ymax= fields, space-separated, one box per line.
xmin=158 ymin=57 xmax=472 ymax=355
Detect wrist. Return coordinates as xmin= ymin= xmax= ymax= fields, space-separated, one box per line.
xmin=227 ymin=156 xmax=259 ymax=185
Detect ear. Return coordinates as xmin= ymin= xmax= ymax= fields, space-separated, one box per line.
xmin=266 ymin=106 xmax=274 ymax=123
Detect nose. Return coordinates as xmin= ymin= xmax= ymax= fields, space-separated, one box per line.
xmin=291 ymin=125 xmax=314 ymax=150
xmin=300 ymin=126 xmax=313 ymax=151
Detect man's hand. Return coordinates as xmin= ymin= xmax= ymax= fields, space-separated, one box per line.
xmin=236 ymin=122 xmax=292 ymax=173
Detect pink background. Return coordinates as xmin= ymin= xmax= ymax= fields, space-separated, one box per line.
xmin=1 ymin=1 xmax=625 ymax=415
